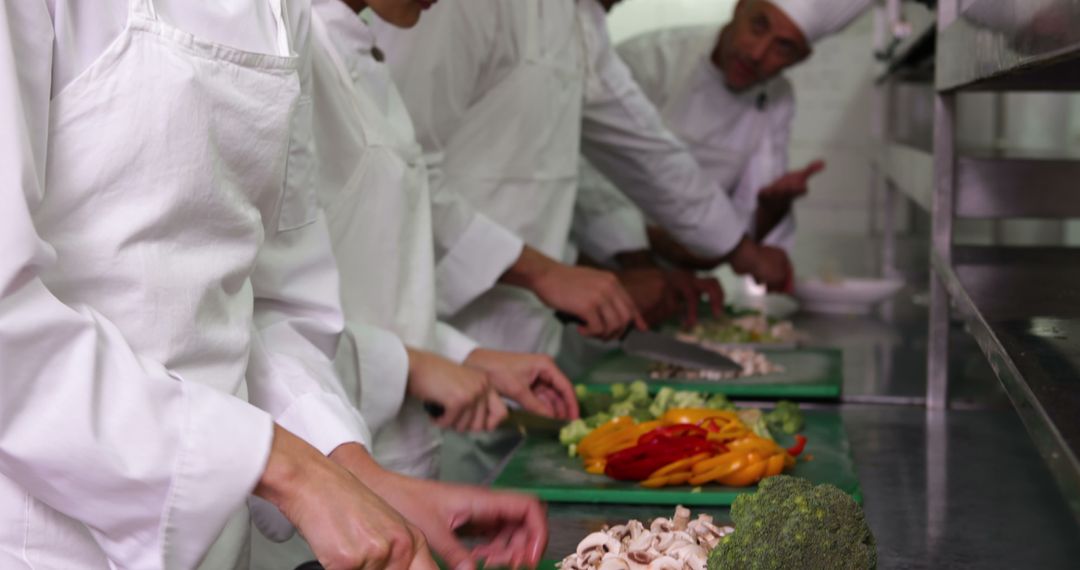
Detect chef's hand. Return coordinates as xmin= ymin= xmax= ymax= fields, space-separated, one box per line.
xmin=615 ymin=267 xmax=680 ymax=327
xmin=464 ymin=348 xmax=580 ymax=420
xmin=757 ymin=160 xmax=825 ymax=207
xmin=332 ymin=445 xmax=549 ymax=570
xmin=728 ymin=236 xmax=794 ymax=293
xmin=255 ymin=427 xmax=436 ymax=570
xmin=406 ymin=348 xmax=508 ymax=433
xmin=662 ymin=269 xmax=725 ymax=328
xmin=613 ymin=251 xmax=724 ymax=328
xmin=500 ymin=246 xmax=646 ymax=340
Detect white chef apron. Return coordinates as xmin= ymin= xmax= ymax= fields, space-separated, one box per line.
xmin=308 ymin=13 xmax=442 ymax=478
xmin=444 ymin=0 xmax=586 ymax=356
xmin=0 ymin=0 xmax=298 ymax=567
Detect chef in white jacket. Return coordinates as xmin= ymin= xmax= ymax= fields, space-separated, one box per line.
xmin=576 ymin=0 xmax=873 ymax=273
xmin=0 ymin=2 xmax=542 ymax=569
xmin=373 ymin=0 xmax=793 ymax=357
xmin=253 ymin=3 xmax=566 ymax=566
xmin=308 ymin=0 xmax=580 ymax=478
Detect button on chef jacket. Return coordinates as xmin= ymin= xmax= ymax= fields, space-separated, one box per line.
xmin=0 ymin=1 xmax=369 ymax=568
xmin=575 ymin=25 xmax=796 ymax=264
xmin=373 ymin=0 xmax=746 ymax=355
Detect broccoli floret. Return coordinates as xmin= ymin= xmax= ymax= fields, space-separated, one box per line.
xmin=609 ymin=399 xmax=637 ymax=418
xmin=626 ymin=380 xmax=650 ymax=404
xmin=584 ymin=412 xmax=612 ymax=429
xmin=558 ymin=419 xmax=590 ymax=448
xmin=609 ymin=383 xmax=628 ymax=400
xmin=705 ymin=393 xmax=736 ymax=411
xmin=671 ymin=390 xmax=707 ymax=410
xmin=736 ymin=408 xmax=773 ymax=440
xmin=764 ymin=400 xmax=805 ymax=435
xmin=708 ymin=476 xmax=876 ymax=570
xmin=647 ymin=387 xmax=676 ymax=417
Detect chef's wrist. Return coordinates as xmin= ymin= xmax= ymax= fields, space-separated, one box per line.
xmin=726 ymin=236 xmax=758 ymax=275
xmin=329 ymin=442 xmax=402 ymax=493
xmin=500 ymin=245 xmax=558 ymax=291
xmin=613 ymin=249 xmax=658 ymax=270
xmin=255 ymin=424 xmax=317 ymax=510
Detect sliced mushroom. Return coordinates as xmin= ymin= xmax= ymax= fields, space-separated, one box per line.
xmin=598 ymin=556 xmax=631 ymax=570
xmin=647 ymin=556 xmax=682 ymax=570
xmin=577 ymin=532 xmax=622 ymax=559
xmin=627 ymin=530 xmax=653 ymax=553
xmin=649 ymin=518 xmax=673 ymax=534
xmin=627 ymin=551 xmax=657 ymax=566
xmin=672 ymin=506 xmax=691 ymax=531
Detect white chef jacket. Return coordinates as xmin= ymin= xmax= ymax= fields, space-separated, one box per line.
xmin=309 ymin=0 xmax=527 ymax=476
xmin=373 ymin=0 xmax=745 ymax=354
xmin=575 ymin=25 xmax=797 ymax=263
xmin=0 ymin=2 xmax=369 ymax=568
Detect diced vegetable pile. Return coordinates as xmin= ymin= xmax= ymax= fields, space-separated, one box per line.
xmin=559 ymin=382 xmax=806 ymax=489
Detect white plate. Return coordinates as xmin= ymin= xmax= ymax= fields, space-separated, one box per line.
xmin=794 ymin=277 xmax=904 ymax=315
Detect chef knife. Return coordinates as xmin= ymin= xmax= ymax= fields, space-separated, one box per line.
xmin=423 ymin=402 xmax=568 ymax=436
xmin=555 ymin=311 xmax=743 ymax=372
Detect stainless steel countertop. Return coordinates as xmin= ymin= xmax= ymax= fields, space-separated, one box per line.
xmin=440 ymin=235 xmax=1080 ymax=568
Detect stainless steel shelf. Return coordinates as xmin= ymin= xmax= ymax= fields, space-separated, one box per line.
xmin=932 ymin=246 xmax=1080 ymax=521
xmin=879 ymin=142 xmax=1080 ymax=217
xmin=876 ymin=17 xmax=936 ymax=84
xmin=937 ymin=0 xmax=1080 ymax=91
xmin=878 ymin=142 xmax=934 ymax=212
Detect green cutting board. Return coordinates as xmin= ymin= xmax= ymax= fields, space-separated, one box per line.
xmin=492 ymin=411 xmax=860 ymax=506
xmin=578 ymin=348 xmax=842 ymax=399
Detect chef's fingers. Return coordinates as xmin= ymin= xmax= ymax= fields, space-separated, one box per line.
xmin=800 ymin=159 xmax=826 ymax=180
xmin=485 ymin=389 xmax=509 ymax=431
xmin=466 ymin=494 xmax=547 ymax=568
xmin=422 ymin=524 xmax=475 ymax=570
xmin=470 ymin=392 xmax=491 ymax=432
xmin=512 ymin=380 xmax=555 ymax=417
xmin=696 ymin=276 xmax=726 ymax=317
xmin=538 ymin=363 xmax=579 ymax=419
xmin=406 ymin=539 xmax=440 ymax=570
xmin=595 ymin=300 xmax=624 ymax=340
xmin=667 ymin=275 xmax=699 ymax=328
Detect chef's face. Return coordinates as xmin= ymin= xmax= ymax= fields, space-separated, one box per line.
xmin=715 ymin=0 xmax=810 ymax=92
xmin=364 ymin=0 xmax=439 ymax=28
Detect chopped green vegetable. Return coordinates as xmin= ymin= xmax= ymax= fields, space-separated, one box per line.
xmin=764 ymin=400 xmax=805 ymax=435
xmin=559 ymin=419 xmax=590 ymax=449
xmin=736 ymin=408 xmax=773 ymax=440
xmin=707 ymin=475 xmax=876 ymax=570
xmin=705 ymin=393 xmax=736 ymax=411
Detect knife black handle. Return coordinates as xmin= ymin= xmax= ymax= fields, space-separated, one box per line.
xmin=423 ymin=401 xmax=445 ymax=418
xmin=555 ymin=310 xmax=635 ymax=340
xmin=554 ymin=310 xmax=586 ymax=326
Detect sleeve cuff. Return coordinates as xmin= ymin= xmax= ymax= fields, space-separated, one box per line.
xmin=575 ymin=207 xmax=650 ymax=267
xmin=677 ymin=190 xmax=748 ymax=259
xmin=436 ymin=213 xmax=524 ymax=317
xmin=163 ymin=381 xmax=275 ymax=569
xmin=343 ymin=322 xmax=410 ymax=438
xmin=433 ymin=321 xmax=479 ymax=364
xmin=275 ymin=391 xmax=372 ymax=456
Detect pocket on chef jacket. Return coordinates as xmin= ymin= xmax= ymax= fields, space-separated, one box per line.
xmin=278 ymin=95 xmax=319 ymax=231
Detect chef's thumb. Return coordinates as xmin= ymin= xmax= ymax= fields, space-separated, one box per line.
xmin=428 ymin=530 xmax=476 ymax=570
xmin=512 ymin=386 xmax=556 ymax=418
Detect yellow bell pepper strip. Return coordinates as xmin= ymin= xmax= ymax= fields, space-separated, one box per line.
xmin=718 ymin=453 xmax=768 ymax=487
xmin=640 ymin=471 xmax=694 ymax=488
xmin=584 ymin=459 xmax=607 ymax=474
xmin=576 ymin=417 xmax=634 ymax=457
xmin=660 ymin=409 xmax=738 ymax=426
xmin=688 ymin=451 xmax=749 ymax=485
xmin=763 ymin=453 xmax=786 ymax=477
xmin=647 ymin=452 xmax=712 ymax=479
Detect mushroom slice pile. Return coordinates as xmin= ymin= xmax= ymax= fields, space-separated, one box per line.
xmin=558 ymin=507 xmax=733 ymax=570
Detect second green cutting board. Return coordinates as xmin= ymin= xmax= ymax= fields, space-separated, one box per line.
xmin=579 ymin=348 xmax=843 ymax=399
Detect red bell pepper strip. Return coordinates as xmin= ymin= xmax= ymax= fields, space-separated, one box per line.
xmin=605 ymin=435 xmax=717 ymax=481
xmin=637 ymin=424 xmax=708 ymax=446
xmin=787 ymin=434 xmax=807 ymax=457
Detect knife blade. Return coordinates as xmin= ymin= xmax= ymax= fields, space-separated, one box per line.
xmin=423 ymin=402 xmax=568 ymax=436
xmin=555 ymin=311 xmax=742 ymax=372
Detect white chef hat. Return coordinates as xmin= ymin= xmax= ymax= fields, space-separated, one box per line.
xmin=766 ymin=0 xmax=876 ymax=43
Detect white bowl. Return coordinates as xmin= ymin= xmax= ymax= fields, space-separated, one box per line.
xmin=794 ymin=277 xmax=904 ymax=315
